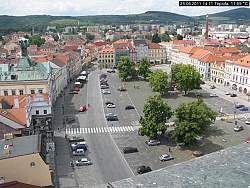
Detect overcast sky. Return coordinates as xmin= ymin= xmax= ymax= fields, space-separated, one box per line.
xmin=0 ymin=0 xmax=247 ymax=17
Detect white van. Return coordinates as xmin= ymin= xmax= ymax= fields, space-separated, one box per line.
xmin=73 ymin=149 xmax=85 ymax=156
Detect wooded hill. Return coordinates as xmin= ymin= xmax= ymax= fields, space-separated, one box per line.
xmin=0 ymin=8 xmax=249 ymax=34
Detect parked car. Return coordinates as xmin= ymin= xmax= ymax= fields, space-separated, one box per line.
xmin=137 ymin=166 xmax=152 ymax=174
xmin=72 ymin=87 xmax=80 ymax=92
xmin=100 ymin=82 xmax=109 ymax=86
xmin=79 ymin=104 xmax=86 ymax=112
xmin=246 ymin=137 xmax=250 ymax=143
xmin=107 ymin=116 xmax=118 ymax=121
xmin=239 ymin=106 xmax=249 ymax=111
xmin=235 ymin=104 xmax=245 ymax=109
xmin=69 ymin=136 xmax=85 ymax=142
xmin=230 ymin=93 xmax=237 ymax=97
xmin=245 ymin=119 xmax=250 ymax=125
xmin=100 ymin=85 xmax=109 ymax=89
xmin=209 ymin=93 xmax=218 ymax=97
xmin=123 ymin=146 xmax=138 ymax=154
xmin=118 ymin=87 xmax=127 ymax=91
xmin=210 ymin=85 xmax=216 ymax=89
xmin=105 ymin=101 xmax=114 ymax=105
xmin=73 ymin=149 xmax=85 ymax=156
xmin=105 ymin=113 xmax=117 ymax=117
xmin=102 ymin=89 xmax=111 ymax=94
xmin=75 ymin=158 xmax=92 ymax=166
xmin=125 ymin=105 xmax=135 ymax=110
xmin=107 ymin=104 xmax=116 ymax=108
xmin=71 ymin=141 xmax=86 ymax=148
xmin=159 ymin=154 xmax=174 ymax=161
xmin=234 ymin=125 xmax=244 ymax=132
xmin=100 ymin=74 xmax=107 ymax=78
xmin=146 ymin=140 xmax=160 ymax=146
xmin=71 ymin=142 xmax=87 ymax=151
xmin=107 ymin=69 xmax=115 ymax=73
xmin=225 ymin=92 xmax=231 ymax=95
xmin=70 ymin=91 xmax=79 ymax=94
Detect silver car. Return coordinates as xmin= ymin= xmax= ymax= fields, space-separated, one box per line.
xmin=146 ymin=140 xmax=160 ymax=146
xmin=159 ymin=154 xmax=174 ymax=161
xmin=75 ymin=158 xmax=92 ymax=166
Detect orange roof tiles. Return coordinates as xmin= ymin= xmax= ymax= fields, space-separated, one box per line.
xmin=148 ymin=43 xmax=161 ymax=49
xmin=233 ymin=54 xmax=250 ymax=67
xmin=190 ymin=49 xmax=211 ymax=59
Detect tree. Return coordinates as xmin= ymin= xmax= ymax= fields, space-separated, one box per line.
xmin=172 ymin=64 xmax=201 ymax=95
xmin=152 ymin=33 xmax=161 ymax=43
xmin=86 ymin=33 xmax=94 ymax=41
xmin=28 ymin=34 xmax=45 ymax=47
xmin=137 ymin=57 xmax=151 ymax=79
xmin=177 ymin=34 xmax=183 ymax=40
xmin=171 ymin=99 xmax=217 ymax=146
xmin=149 ymin=70 xmax=171 ymax=95
xmin=139 ymin=94 xmax=172 ymax=138
xmin=52 ymin=34 xmax=59 ymax=42
xmin=117 ymin=56 xmax=136 ymax=81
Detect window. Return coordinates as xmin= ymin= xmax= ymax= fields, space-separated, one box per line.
xmin=38 ymin=89 xmax=42 ymax=94
xmin=36 ymin=110 xmax=39 ymax=115
xmin=30 ymin=162 xmax=35 ymax=167
xmin=44 ymin=110 xmax=47 ymax=114
xmin=31 ymin=90 xmax=35 ymax=94
xmin=4 ymin=91 xmax=8 ymax=96
xmin=19 ymin=90 xmax=23 ymax=95
xmin=11 ymin=90 xmax=16 ymax=95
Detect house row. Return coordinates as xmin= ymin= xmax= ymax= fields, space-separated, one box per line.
xmin=170 ymin=44 xmax=250 ymax=94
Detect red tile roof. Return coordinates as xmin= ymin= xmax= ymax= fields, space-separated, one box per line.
xmin=233 ymin=54 xmax=250 ymax=67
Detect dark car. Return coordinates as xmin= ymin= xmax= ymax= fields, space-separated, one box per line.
xmin=105 ymin=101 xmax=114 ymax=105
xmin=230 ymin=93 xmax=237 ymax=97
xmin=107 ymin=116 xmax=118 ymax=121
xmin=71 ymin=143 xmax=87 ymax=151
xmin=210 ymin=85 xmax=216 ymax=89
xmin=123 ymin=147 xmax=138 ymax=154
xmin=137 ymin=166 xmax=152 ymax=174
xmin=125 ymin=105 xmax=135 ymax=110
xmin=107 ymin=69 xmax=115 ymax=73
xmin=235 ymin=104 xmax=245 ymax=109
xmin=69 ymin=136 xmax=85 ymax=142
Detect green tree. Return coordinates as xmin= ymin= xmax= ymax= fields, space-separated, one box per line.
xmin=149 ymin=70 xmax=171 ymax=94
xmin=52 ymin=34 xmax=59 ymax=42
xmin=137 ymin=57 xmax=151 ymax=79
xmin=177 ymin=34 xmax=183 ymax=40
xmin=139 ymin=94 xmax=172 ymax=138
xmin=171 ymin=99 xmax=217 ymax=146
xmin=86 ymin=33 xmax=94 ymax=41
xmin=172 ymin=64 xmax=201 ymax=95
xmin=152 ymin=33 xmax=161 ymax=43
xmin=29 ymin=34 xmax=45 ymax=47
xmin=117 ymin=56 xmax=136 ymax=81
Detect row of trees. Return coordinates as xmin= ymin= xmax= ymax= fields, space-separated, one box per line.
xmin=117 ymin=56 xmax=202 ymax=95
xmin=138 ymin=94 xmax=217 ymax=146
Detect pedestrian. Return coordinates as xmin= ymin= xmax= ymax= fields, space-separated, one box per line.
xmin=134 ymin=86 xmax=136 ymax=89
xmin=223 ymin=138 xmax=226 ymax=142
xmin=169 ymin=147 xmax=171 ymax=152
xmin=137 ymin=86 xmax=139 ymax=89
xmin=88 ymin=103 xmax=90 ymax=107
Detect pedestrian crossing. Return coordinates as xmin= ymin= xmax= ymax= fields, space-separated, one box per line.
xmin=66 ymin=126 xmax=135 ymax=135
xmin=239 ymin=113 xmax=250 ymax=119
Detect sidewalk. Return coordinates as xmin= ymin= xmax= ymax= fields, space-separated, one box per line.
xmin=53 ymin=79 xmax=78 ymax=188
xmin=202 ymin=80 xmax=250 ymax=107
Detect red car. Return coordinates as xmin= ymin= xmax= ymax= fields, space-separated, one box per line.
xmin=79 ymin=104 xmax=86 ymax=112
xmin=118 ymin=87 xmax=127 ymax=91
xmin=72 ymin=87 xmax=80 ymax=92
xmin=246 ymin=137 xmax=250 ymax=143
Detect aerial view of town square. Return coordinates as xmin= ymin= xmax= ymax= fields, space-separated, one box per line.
xmin=0 ymin=1 xmax=250 ymax=188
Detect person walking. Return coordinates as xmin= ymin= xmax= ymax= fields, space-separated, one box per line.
xmin=169 ymin=147 xmax=171 ymax=152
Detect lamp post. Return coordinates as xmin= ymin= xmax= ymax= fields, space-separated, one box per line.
xmin=233 ymin=102 xmax=238 ymax=120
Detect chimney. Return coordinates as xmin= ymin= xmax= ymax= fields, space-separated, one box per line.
xmin=13 ymin=96 xmax=19 ymax=108
xmin=205 ymin=14 xmax=209 ymax=39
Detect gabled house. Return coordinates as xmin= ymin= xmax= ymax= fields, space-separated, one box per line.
xmin=148 ymin=43 xmax=166 ymax=64
xmin=132 ymin=39 xmax=148 ymax=63
xmin=112 ymin=39 xmax=130 ymax=66
xmin=98 ymin=45 xmax=115 ymax=68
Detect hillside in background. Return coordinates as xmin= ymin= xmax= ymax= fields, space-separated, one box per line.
xmin=0 ymin=8 xmax=249 ymax=34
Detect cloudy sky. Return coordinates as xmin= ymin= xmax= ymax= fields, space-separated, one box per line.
xmin=0 ymin=0 xmax=247 ymax=17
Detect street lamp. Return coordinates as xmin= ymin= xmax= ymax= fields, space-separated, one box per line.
xmin=233 ymin=102 xmax=238 ymax=120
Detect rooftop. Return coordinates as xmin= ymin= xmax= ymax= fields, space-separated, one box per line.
xmin=94 ymin=143 xmax=250 ymax=188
